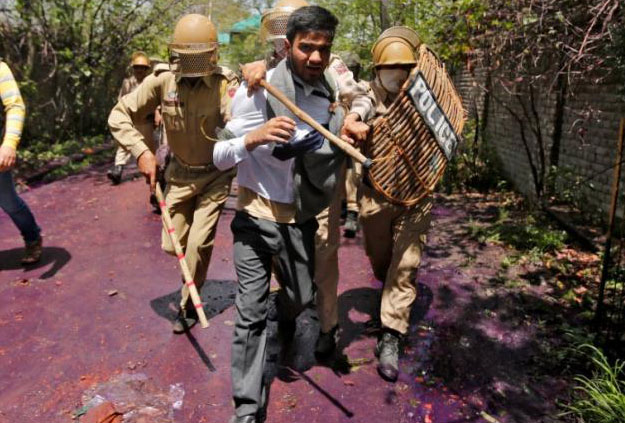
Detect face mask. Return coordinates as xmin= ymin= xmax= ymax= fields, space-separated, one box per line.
xmin=378 ymin=68 xmax=409 ymax=94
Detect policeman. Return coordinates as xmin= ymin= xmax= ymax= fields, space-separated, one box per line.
xmin=352 ymin=27 xmax=430 ymax=382
xmin=242 ymin=0 xmax=373 ymax=358
xmin=107 ymin=51 xmax=153 ymax=185
xmin=108 ymin=14 xmax=239 ymax=333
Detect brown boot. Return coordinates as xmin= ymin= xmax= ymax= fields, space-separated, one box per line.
xmin=21 ymin=237 xmax=42 ymax=264
xmin=172 ymin=307 xmax=199 ymax=334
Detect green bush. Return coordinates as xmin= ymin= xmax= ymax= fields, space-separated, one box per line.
xmin=563 ymin=344 xmax=625 ymax=423
xmin=440 ymin=118 xmax=505 ymax=193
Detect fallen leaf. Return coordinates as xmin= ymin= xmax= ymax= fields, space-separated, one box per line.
xmin=348 ymin=357 xmax=373 ymax=366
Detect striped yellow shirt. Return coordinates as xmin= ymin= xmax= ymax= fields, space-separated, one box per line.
xmin=0 ymin=61 xmax=25 ymax=149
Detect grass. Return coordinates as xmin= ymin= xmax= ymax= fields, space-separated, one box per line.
xmin=563 ymin=344 xmax=625 ymax=423
xmin=468 ymin=208 xmax=567 ymax=260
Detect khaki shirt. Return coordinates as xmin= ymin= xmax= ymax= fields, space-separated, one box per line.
xmin=326 ymin=54 xmax=373 ymax=122
xmin=108 ymin=66 xmax=239 ymax=166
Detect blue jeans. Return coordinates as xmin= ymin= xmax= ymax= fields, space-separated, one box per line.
xmin=0 ymin=171 xmax=41 ymax=243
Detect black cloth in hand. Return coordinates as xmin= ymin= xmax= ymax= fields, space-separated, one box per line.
xmin=272 ymin=129 xmax=325 ymax=161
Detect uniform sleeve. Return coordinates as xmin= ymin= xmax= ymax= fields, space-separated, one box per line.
xmin=218 ymin=68 xmax=240 ymax=123
xmin=108 ymin=74 xmax=161 ymax=159
xmin=328 ymin=56 xmax=374 ymax=122
xmin=0 ymin=62 xmax=25 ymax=150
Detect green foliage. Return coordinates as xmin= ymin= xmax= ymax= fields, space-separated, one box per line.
xmin=546 ymin=165 xmax=605 ymax=226
xmin=316 ymin=0 xmax=486 ymax=77
xmin=607 ymin=8 xmax=625 ymax=98
xmin=468 ymin=208 xmax=567 ymax=257
xmin=440 ymin=118 xmax=505 ymax=193
xmin=221 ymin=33 xmax=268 ymax=70
xmin=0 ymin=0 xmax=188 ymax=146
xmin=563 ymin=345 xmax=625 ymax=423
xmin=18 ymin=134 xmax=110 ymax=176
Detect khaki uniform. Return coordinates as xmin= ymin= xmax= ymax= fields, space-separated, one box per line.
xmin=314 ymin=54 xmax=373 ymax=333
xmin=113 ymin=75 xmax=156 ymax=166
xmin=359 ymin=78 xmax=432 ymax=335
xmin=344 ymin=160 xmax=362 ymax=213
xmin=108 ymin=67 xmax=239 ymax=307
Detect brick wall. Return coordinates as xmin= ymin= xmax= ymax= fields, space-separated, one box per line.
xmin=453 ymin=67 xmax=625 ymax=217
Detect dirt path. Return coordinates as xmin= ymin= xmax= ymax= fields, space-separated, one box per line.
xmin=0 ymin=167 xmax=567 ymax=423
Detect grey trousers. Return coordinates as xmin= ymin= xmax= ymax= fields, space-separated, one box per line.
xmin=230 ymin=211 xmax=317 ymax=417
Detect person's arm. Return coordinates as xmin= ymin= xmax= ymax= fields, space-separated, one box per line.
xmin=213 ymin=83 xmax=294 ymax=170
xmin=108 ymin=73 xmax=161 ymax=190
xmin=0 ymin=62 xmax=25 ymax=171
xmin=108 ymin=73 xmax=161 ymax=160
xmin=329 ymin=56 xmax=374 ymax=123
xmin=240 ymin=60 xmax=268 ymax=95
xmin=328 ymin=56 xmax=374 ymax=144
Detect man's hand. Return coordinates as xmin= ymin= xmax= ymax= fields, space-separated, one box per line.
xmin=137 ymin=150 xmax=158 ymax=192
xmin=240 ymin=61 xmax=268 ymax=95
xmin=244 ymin=116 xmax=295 ymax=151
xmin=0 ymin=145 xmax=17 ymax=172
xmin=340 ymin=113 xmax=370 ymax=145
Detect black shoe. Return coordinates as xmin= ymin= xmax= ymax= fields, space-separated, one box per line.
xmin=172 ymin=307 xmax=199 ymax=334
xmin=315 ymin=325 xmax=338 ymax=357
xmin=229 ymin=415 xmax=256 ymax=423
xmin=375 ymin=330 xmax=401 ymax=382
xmin=278 ymin=319 xmax=296 ymax=342
xmin=343 ymin=211 xmax=358 ymax=238
xmin=150 ymin=193 xmax=161 ymax=214
xmin=107 ymin=165 xmax=123 ymax=185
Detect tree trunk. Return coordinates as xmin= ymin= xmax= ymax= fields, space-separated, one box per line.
xmin=379 ymin=0 xmax=391 ymax=31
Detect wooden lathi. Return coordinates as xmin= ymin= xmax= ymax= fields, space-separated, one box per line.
xmin=365 ymin=44 xmax=466 ymax=207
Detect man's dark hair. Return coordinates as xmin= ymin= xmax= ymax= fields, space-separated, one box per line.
xmin=285 ymin=6 xmax=338 ymax=43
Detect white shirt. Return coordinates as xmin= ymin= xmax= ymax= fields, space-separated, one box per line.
xmin=213 ymin=69 xmax=332 ymax=204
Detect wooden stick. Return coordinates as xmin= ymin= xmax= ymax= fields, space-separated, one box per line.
xmin=155 ymin=183 xmax=209 ymax=329
xmin=259 ymin=79 xmax=373 ymax=169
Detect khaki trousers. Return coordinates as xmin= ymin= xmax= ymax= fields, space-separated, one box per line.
xmin=314 ymin=164 xmax=346 ymax=333
xmin=161 ymin=158 xmax=234 ymax=309
xmin=344 ymin=161 xmax=362 ymax=213
xmin=114 ymin=123 xmax=155 ymax=166
xmin=359 ymin=184 xmax=431 ymax=335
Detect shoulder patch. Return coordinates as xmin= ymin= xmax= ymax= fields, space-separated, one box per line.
xmin=333 ymin=62 xmax=349 ymax=75
xmin=215 ymin=66 xmax=239 ymax=82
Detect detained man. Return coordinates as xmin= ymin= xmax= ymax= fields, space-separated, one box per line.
xmin=212 ymin=6 xmax=344 ymax=423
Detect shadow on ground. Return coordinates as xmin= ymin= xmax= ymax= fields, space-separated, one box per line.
xmin=258 ymin=284 xmax=433 ymax=420
xmin=409 ymin=194 xmax=576 ymax=423
xmin=0 ymin=246 xmax=71 ymax=279
xmin=149 ymin=279 xmax=238 ymax=323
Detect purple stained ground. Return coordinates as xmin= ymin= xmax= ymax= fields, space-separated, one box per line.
xmin=0 ymin=167 xmax=568 ymax=423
